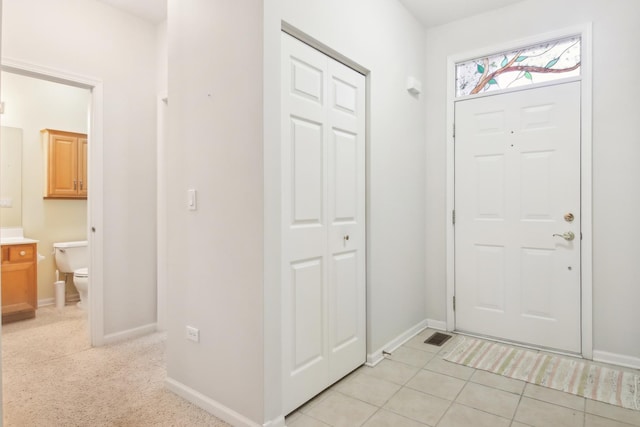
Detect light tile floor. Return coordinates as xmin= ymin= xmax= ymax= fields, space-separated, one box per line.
xmin=286 ymin=329 xmax=640 ymax=427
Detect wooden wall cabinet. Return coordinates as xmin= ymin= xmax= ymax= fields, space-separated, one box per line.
xmin=1 ymin=243 xmax=37 ymax=324
xmin=41 ymin=129 xmax=88 ymax=199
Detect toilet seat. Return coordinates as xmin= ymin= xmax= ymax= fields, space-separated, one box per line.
xmin=74 ymin=267 xmax=89 ymax=278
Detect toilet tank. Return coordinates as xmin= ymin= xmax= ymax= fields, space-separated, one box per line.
xmin=53 ymin=241 xmax=88 ymax=273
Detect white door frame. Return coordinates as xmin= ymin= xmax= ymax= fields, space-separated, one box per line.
xmin=0 ymin=57 xmax=105 ymax=346
xmin=445 ymin=24 xmax=593 ymax=359
xmin=156 ymin=92 xmax=168 ymax=332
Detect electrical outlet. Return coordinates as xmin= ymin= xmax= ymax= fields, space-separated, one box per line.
xmin=0 ymin=198 xmax=12 ymax=208
xmin=186 ymin=326 xmax=199 ymax=342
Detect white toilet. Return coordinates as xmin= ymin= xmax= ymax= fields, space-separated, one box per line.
xmin=53 ymin=241 xmax=89 ymax=309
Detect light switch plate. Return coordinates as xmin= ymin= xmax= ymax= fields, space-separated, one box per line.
xmin=188 ymin=189 xmax=197 ymax=211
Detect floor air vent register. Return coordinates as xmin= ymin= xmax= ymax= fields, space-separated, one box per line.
xmin=424 ymin=332 xmax=452 ymax=346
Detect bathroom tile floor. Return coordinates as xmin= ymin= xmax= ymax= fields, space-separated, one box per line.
xmin=286 ymin=329 xmax=640 ymax=427
xmin=3 ymin=306 xmax=639 ymax=426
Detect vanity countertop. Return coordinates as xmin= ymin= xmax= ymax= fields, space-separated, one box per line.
xmin=0 ymin=237 xmax=39 ymax=245
xmin=0 ymin=228 xmax=38 ymax=245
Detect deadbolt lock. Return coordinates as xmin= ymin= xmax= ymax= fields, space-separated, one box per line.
xmin=564 ymin=213 xmax=574 ymax=222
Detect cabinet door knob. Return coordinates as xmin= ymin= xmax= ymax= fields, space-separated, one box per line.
xmin=19 ymin=251 xmax=26 ymax=256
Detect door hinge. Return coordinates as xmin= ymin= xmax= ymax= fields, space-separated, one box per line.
xmin=453 ymin=123 xmax=456 ymax=138
xmin=453 ymin=296 xmax=456 ymax=311
xmin=452 ymin=209 xmax=456 ymax=225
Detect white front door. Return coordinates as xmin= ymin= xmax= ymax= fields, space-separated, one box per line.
xmin=455 ymin=82 xmax=581 ymax=353
xmin=281 ymin=32 xmax=366 ymax=414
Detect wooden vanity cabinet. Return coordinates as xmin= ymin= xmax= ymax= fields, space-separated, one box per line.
xmin=1 ymin=243 xmax=37 ymax=324
xmin=41 ymin=129 xmax=88 ymax=199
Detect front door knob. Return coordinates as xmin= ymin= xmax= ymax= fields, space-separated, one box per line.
xmin=552 ymin=231 xmax=575 ymax=241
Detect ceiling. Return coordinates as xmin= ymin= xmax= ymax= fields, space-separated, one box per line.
xmin=98 ymin=0 xmax=167 ymax=24
xmin=97 ymin=0 xmax=524 ymax=28
xmin=398 ymin=0 xmax=524 ymax=28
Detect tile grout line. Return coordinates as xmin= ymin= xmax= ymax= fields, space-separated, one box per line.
xmin=511 ymin=391 xmax=526 ymax=426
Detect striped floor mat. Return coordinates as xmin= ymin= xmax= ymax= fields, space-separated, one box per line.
xmin=444 ymin=336 xmax=640 ymax=411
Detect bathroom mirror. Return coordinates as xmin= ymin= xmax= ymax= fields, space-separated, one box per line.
xmin=0 ymin=126 xmax=23 ymax=227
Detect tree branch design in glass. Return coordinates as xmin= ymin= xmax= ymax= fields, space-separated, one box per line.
xmin=456 ymin=36 xmax=581 ymax=97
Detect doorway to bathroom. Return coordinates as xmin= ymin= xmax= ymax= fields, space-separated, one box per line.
xmin=0 ymin=59 xmax=105 ymax=345
xmin=1 ymin=70 xmax=90 ymax=318
xmin=0 ymin=60 xmax=105 ymax=418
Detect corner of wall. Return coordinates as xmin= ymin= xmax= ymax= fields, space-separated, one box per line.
xmin=165 ymin=377 xmax=264 ymax=427
xmin=366 ymin=319 xmax=428 ymax=367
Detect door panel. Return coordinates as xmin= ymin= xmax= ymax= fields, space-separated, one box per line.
xmin=327 ymin=57 xmax=366 ymax=384
xmin=282 ymin=33 xmax=366 ymax=414
xmin=332 ymin=130 xmax=357 ymax=222
xmin=291 ymin=118 xmax=323 ymax=224
xmin=291 ymin=58 xmax=324 ymax=103
xmin=332 ymin=252 xmax=358 ymax=348
xmin=520 ymin=248 xmax=554 ymax=319
xmin=521 ymin=151 xmax=553 ymax=220
xmin=291 ymin=259 xmax=324 ymax=371
xmin=475 ymin=155 xmax=505 ymax=219
xmin=474 ymin=244 xmax=505 ymax=312
xmin=455 ymin=82 xmax=581 ymax=353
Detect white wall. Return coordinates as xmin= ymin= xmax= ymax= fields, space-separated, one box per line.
xmin=156 ymin=21 xmax=168 ymax=94
xmin=264 ymin=0 xmax=427 ymax=421
xmin=2 ymin=0 xmax=158 ymax=336
xmin=156 ymin=21 xmax=168 ymax=331
xmin=424 ymin=0 xmax=640 ymax=362
xmin=166 ymin=0 xmax=265 ymax=424
xmin=1 ymin=71 xmax=90 ymax=302
xmin=268 ymin=0 xmax=427 ymax=421
xmin=167 ymin=0 xmax=426 ymax=423
xmin=276 ymin=0 xmax=428 ymax=355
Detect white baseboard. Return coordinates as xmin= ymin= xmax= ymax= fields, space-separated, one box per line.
xmin=426 ymin=319 xmax=447 ymax=331
xmin=263 ymin=415 xmax=286 ymax=427
xmin=38 ymin=298 xmax=55 ymax=308
xmin=103 ymin=323 xmax=157 ymax=345
xmin=366 ymin=352 xmax=385 ymax=367
xmin=165 ymin=377 xmax=264 ymax=427
xmin=593 ymin=350 xmax=640 ymax=370
xmin=366 ymin=319 xmax=428 ymax=367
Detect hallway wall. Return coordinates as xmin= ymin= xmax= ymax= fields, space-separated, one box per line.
xmin=2 ymin=0 xmax=158 ymax=336
xmin=276 ymin=0 xmax=428 ymax=359
xmin=166 ymin=0 xmax=427 ymax=424
xmin=166 ymin=0 xmax=265 ymax=424
xmin=424 ymin=0 xmax=640 ymax=365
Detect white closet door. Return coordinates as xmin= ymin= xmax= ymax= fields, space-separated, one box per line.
xmin=281 ymin=32 xmax=366 ymax=414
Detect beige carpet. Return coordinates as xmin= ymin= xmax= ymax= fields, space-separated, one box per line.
xmin=2 ymin=305 xmax=230 ymax=426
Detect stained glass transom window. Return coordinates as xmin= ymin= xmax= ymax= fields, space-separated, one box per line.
xmin=455 ymin=36 xmax=581 ymax=97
